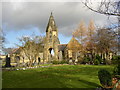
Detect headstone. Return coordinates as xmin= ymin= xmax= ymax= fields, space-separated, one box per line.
xmin=38 ymin=57 xmax=41 ymax=65
xmin=69 ymin=58 xmax=73 ymax=65
xmin=5 ymin=54 xmax=11 ymax=67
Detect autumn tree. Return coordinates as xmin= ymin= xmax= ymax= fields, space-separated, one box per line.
xmin=83 ymin=0 xmax=120 ymax=54
xmin=73 ymin=21 xmax=87 ymax=44
xmin=73 ymin=20 xmax=96 ymax=64
xmin=87 ymin=20 xmax=95 ymax=38
xmin=73 ymin=21 xmax=87 ymax=62
xmin=85 ymin=20 xmax=96 ymax=64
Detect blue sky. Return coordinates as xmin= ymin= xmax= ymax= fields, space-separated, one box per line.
xmin=4 ymin=27 xmax=71 ymax=48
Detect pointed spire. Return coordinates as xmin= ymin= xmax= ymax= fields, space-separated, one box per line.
xmin=46 ymin=12 xmax=57 ymax=32
xmin=49 ymin=11 xmax=53 ymax=19
xmin=72 ymin=34 xmax=74 ymax=38
xmin=51 ymin=12 xmax=53 ymax=16
xmin=72 ymin=31 xmax=75 ymax=38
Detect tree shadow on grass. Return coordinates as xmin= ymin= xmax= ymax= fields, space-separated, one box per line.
xmin=78 ymin=79 xmax=101 ymax=88
xmin=38 ymin=70 xmax=101 ymax=88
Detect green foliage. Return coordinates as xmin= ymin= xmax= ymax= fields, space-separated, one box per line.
xmin=105 ymin=59 xmax=111 ymax=65
xmin=59 ymin=60 xmax=69 ymax=64
xmin=102 ymin=59 xmax=106 ymax=65
xmin=98 ymin=69 xmax=112 ymax=87
xmin=94 ymin=54 xmax=102 ymax=65
xmin=77 ymin=56 xmax=84 ymax=64
xmin=111 ymin=55 xmax=120 ymax=65
xmin=51 ymin=60 xmax=69 ymax=64
xmin=94 ymin=59 xmax=100 ymax=65
xmin=112 ymin=55 xmax=120 ymax=76
xmin=51 ymin=60 xmax=60 ymax=64
xmin=113 ymin=64 xmax=120 ymax=76
xmin=96 ymin=54 xmax=102 ymax=63
xmin=83 ymin=56 xmax=90 ymax=64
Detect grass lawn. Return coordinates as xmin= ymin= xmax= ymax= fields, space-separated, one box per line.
xmin=2 ymin=65 xmax=114 ymax=88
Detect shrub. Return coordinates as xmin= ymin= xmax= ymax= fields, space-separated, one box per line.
xmin=94 ymin=59 xmax=100 ymax=65
xmin=51 ymin=61 xmax=60 ymax=64
xmin=98 ymin=69 xmax=112 ymax=87
xmin=113 ymin=64 xmax=120 ymax=76
xmin=105 ymin=59 xmax=112 ymax=65
xmin=59 ymin=60 xmax=68 ymax=64
xmin=51 ymin=60 xmax=69 ymax=64
xmin=96 ymin=54 xmax=102 ymax=60
xmin=111 ymin=55 xmax=120 ymax=65
xmin=77 ymin=56 xmax=84 ymax=64
xmin=102 ymin=58 xmax=106 ymax=65
xmin=83 ymin=56 xmax=90 ymax=64
xmin=94 ymin=54 xmax=102 ymax=65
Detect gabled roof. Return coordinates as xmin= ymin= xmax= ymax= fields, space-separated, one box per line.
xmin=10 ymin=48 xmax=21 ymax=54
xmin=67 ymin=37 xmax=81 ymax=50
xmin=58 ymin=37 xmax=81 ymax=51
xmin=58 ymin=44 xmax=67 ymax=51
xmin=3 ymin=48 xmax=14 ymax=54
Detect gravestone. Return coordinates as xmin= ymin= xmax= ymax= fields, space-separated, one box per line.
xmin=5 ymin=54 xmax=11 ymax=67
xmin=38 ymin=57 xmax=41 ymax=65
xmin=69 ymin=58 xmax=73 ymax=65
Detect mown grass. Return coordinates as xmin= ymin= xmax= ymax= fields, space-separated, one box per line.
xmin=2 ymin=65 xmax=114 ymax=88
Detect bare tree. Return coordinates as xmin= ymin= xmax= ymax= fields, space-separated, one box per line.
xmin=18 ymin=35 xmax=44 ymax=67
xmin=83 ymin=0 xmax=120 ymax=55
xmin=85 ymin=20 xmax=96 ymax=63
xmin=87 ymin=20 xmax=95 ymax=39
xmin=0 ymin=28 xmax=5 ymax=55
xmin=95 ymin=27 xmax=117 ymax=64
xmin=83 ymin=0 xmax=120 ymax=16
xmin=73 ymin=21 xmax=87 ymax=62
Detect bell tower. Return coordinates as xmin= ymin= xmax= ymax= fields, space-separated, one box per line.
xmin=43 ymin=12 xmax=60 ymax=62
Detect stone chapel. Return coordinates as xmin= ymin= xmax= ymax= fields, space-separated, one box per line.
xmin=43 ymin=12 xmax=60 ymax=62
xmin=9 ymin=12 xmax=81 ymax=64
xmin=43 ymin=12 xmax=81 ymax=62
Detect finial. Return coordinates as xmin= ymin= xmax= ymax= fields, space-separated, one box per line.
xmin=73 ymin=35 xmax=75 ymax=38
xmin=51 ymin=12 xmax=53 ymax=16
xmin=72 ymin=32 xmax=75 ymax=37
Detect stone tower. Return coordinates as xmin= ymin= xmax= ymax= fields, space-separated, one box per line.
xmin=43 ymin=12 xmax=60 ymax=62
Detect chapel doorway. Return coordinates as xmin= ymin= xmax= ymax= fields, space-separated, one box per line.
xmin=49 ymin=48 xmax=54 ymax=61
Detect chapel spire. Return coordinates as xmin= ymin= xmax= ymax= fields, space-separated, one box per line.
xmin=46 ymin=12 xmax=57 ymax=32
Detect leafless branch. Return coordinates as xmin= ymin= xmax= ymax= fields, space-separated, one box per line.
xmin=83 ymin=0 xmax=120 ymax=16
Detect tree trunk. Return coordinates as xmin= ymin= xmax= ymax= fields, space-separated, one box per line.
xmin=29 ymin=60 xmax=33 ymax=67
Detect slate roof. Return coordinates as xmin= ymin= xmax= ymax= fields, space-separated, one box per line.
xmin=58 ymin=44 xmax=67 ymax=51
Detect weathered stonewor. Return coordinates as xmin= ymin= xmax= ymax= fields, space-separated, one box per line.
xmin=43 ymin=12 xmax=60 ymax=63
